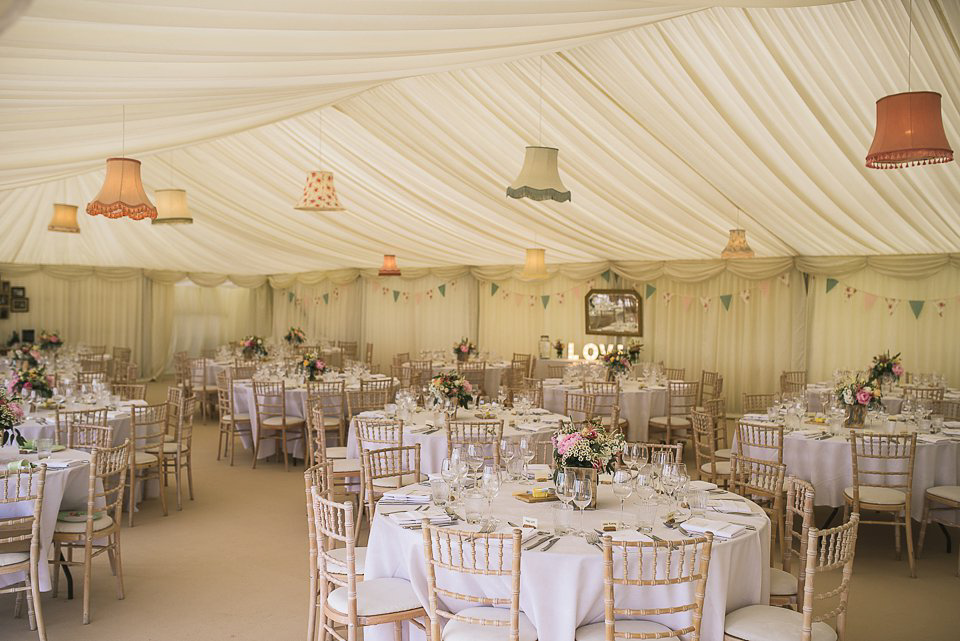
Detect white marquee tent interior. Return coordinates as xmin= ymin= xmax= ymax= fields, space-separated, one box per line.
xmin=1 ymin=0 xmax=958 ymax=408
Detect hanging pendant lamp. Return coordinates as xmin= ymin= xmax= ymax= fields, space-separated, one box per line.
xmin=86 ymin=106 xmax=156 ymax=220
xmin=506 ymin=58 xmax=571 ymax=203
xmin=866 ymin=0 xmax=952 ymax=169
xmin=378 ymin=254 xmax=401 ymax=277
xmin=295 ymin=110 xmax=345 ymax=211
xmin=152 ymin=189 xmax=194 ymax=225
xmin=48 ymin=203 xmax=80 ymax=233
xmin=721 ymin=229 xmax=754 ymax=259
xmin=522 ymin=248 xmax=549 ymax=280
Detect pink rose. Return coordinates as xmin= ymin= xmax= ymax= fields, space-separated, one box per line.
xmin=855 ymin=389 xmax=872 ymax=405
xmin=460 ymin=345 xmax=468 ymax=353
xmin=463 ymin=381 xmax=473 ymax=392
xmin=892 ymin=363 xmax=903 ymax=377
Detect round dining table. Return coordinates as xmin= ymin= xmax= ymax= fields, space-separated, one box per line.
xmin=16 ymin=400 xmax=140 ymax=446
xmin=361 ymin=481 xmax=770 ymax=641
xmin=804 ymin=383 xmax=960 ymax=415
xmin=542 ymin=380 xmax=667 ymax=441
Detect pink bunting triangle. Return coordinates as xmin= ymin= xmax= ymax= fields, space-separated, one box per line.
xmin=862 ymin=293 xmax=877 ymax=310
xmin=758 ymin=280 xmax=770 ymax=297
xmin=682 ymin=295 xmax=693 ymax=311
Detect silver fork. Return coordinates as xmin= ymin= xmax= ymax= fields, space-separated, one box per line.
xmin=585 ymin=532 xmax=603 ymax=550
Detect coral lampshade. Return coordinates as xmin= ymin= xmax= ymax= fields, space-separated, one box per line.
xmin=506 ymin=146 xmax=571 ymax=202
xmin=522 ymin=248 xmax=548 ymax=280
xmin=721 ymin=229 xmax=755 ymax=260
xmin=866 ymin=91 xmax=953 ymax=168
xmin=86 ymin=157 xmax=157 ymax=220
xmin=152 ymin=189 xmax=194 ymax=224
xmin=378 ymin=254 xmax=401 ymax=276
xmin=295 ymin=170 xmax=345 ymax=211
xmin=48 ymin=203 xmax=80 ymax=233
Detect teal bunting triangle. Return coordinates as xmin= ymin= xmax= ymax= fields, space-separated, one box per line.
xmin=322 ymin=293 xmax=329 ymax=304
xmin=720 ymin=294 xmax=732 ymax=311
xmin=601 ymin=269 xmax=611 ymax=282
xmin=645 ymin=284 xmax=656 ymax=299
xmin=392 ymin=290 xmax=400 ymax=302
xmin=541 ymin=295 xmax=550 ymax=309
xmin=438 ymin=284 xmax=446 ymax=297
xmin=826 ymin=278 xmax=839 ymax=293
xmin=909 ymin=300 xmax=924 ymax=318
xmin=491 ymin=283 xmax=499 ymax=296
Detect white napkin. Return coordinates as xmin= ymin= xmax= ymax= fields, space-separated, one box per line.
xmin=605 ymin=530 xmax=653 ymax=543
xmin=381 ymin=491 xmax=430 ymax=503
xmin=357 ymin=410 xmax=385 ymax=418
xmin=43 ymin=458 xmax=85 ymax=469
xmin=792 ymin=428 xmax=828 ymax=439
xmin=708 ymin=500 xmax=754 ymax=515
xmin=527 ymin=408 xmax=549 ymax=415
xmin=688 ymin=480 xmax=717 ymax=491
xmin=944 ymin=421 xmax=960 ymax=429
xmin=917 ymin=434 xmax=951 ymax=444
xmin=681 ymin=517 xmax=747 ymax=539
xmin=942 ymin=428 xmax=960 ymax=436
xmin=542 ymin=378 xmax=563 ymax=386
xmin=388 ymin=510 xmax=453 ymax=526
xmin=742 ymin=413 xmax=772 ymax=421
xmin=106 ymin=410 xmax=125 ymax=420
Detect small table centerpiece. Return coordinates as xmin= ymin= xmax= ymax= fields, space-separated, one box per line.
xmin=7 ymin=366 xmax=54 ymax=400
xmin=429 ymin=372 xmax=473 ymax=417
xmin=553 ymin=339 xmax=565 ymax=358
xmin=552 ymin=417 xmax=624 ymax=509
xmin=11 ymin=344 xmax=42 ymax=370
xmin=240 ymin=335 xmax=268 ymax=360
xmin=453 ymin=337 xmax=477 ymax=363
xmin=299 ymin=353 xmax=327 ymax=381
xmin=869 ymin=350 xmax=903 ymax=393
xmin=601 ymin=348 xmax=631 ymax=382
xmin=834 ymin=374 xmax=882 ymax=427
xmin=284 ymin=326 xmax=306 ymax=346
xmin=38 ymin=330 xmax=63 ymax=352
xmin=0 ymin=388 xmax=26 ymax=448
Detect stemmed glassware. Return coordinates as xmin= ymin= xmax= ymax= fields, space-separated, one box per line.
xmin=466 ymin=443 xmax=485 ymax=481
xmin=612 ymin=468 xmax=633 ymax=528
xmin=519 ymin=437 xmax=535 ymax=485
xmin=572 ymin=477 xmax=593 ymax=536
xmin=480 ymin=465 xmax=502 ymax=513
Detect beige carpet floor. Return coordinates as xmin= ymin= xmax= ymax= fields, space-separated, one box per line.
xmin=2 ymin=382 xmax=958 ymax=640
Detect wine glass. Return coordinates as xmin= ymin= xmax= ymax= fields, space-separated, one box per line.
xmin=612 ymin=468 xmax=633 ymax=528
xmin=480 ymin=465 xmax=502 ymax=512
xmin=572 ymin=477 xmax=593 ymax=536
xmin=555 ymin=469 xmax=575 ymax=509
xmin=660 ymin=463 xmax=680 ymax=499
xmin=466 ymin=443 xmax=485 ymax=480
xmin=519 ymin=437 xmax=535 ymax=485
xmin=622 ymin=443 xmax=638 ymax=472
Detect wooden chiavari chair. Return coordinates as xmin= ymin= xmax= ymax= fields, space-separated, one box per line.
xmin=918 ymin=484 xmax=960 ymax=577
xmin=312 ymin=488 xmax=426 ymax=641
xmin=346 ymin=386 xmax=394 ymax=418
xmin=77 ymin=371 xmax=106 ymax=386
xmin=162 ymin=395 xmax=197 ymax=510
xmin=575 ymin=533 xmax=714 ymax=641
xmin=67 ymin=423 xmax=114 ymax=451
xmin=511 ymin=352 xmax=532 ymax=375
xmin=940 ymin=398 xmax=960 ymax=421
xmin=111 ymin=346 xmax=131 ymax=363
xmin=725 ymin=514 xmax=860 ymax=641
xmin=624 ymin=441 xmax=683 ymax=465
xmin=445 ymin=419 xmax=503 ymax=466
xmin=127 ymin=403 xmax=168 ymax=526
xmin=391 ymin=364 xmax=419 ymax=394
xmin=703 ymin=398 xmax=731 ymax=459
xmin=0 ymin=465 xmax=47 ymax=639
xmin=216 ymin=371 xmax=251 ymax=465
xmin=648 ymin=380 xmax=699 ymax=444
xmin=780 ymin=370 xmax=807 ymax=395
xmin=843 ymin=431 xmax=917 ymax=577
xmin=563 ymin=390 xmax=596 ymax=423
xmin=232 ymin=360 xmax=258 ymax=375
xmin=742 ymin=393 xmax=778 ymax=415
xmin=360 ymin=444 xmax=422 ymax=511
xmin=252 ymin=380 xmax=307 ymax=472
xmin=902 ymin=385 xmax=945 ymax=413
xmin=338 ymin=340 xmax=359 ymax=360
xmin=309 ymin=404 xmax=363 ymax=515
xmin=306 ymin=380 xmax=347 ymax=458
xmin=507 ymin=359 xmax=530 ymax=387
xmin=80 ymin=359 xmax=107 ymax=376
xmin=111 ymin=383 xmax=146 ymax=401
xmin=584 ymin=381 xmax=625 ymax=433
xmin=187 ymin=357 xmax=217 ymax=419
xmin=457 ymin=360 xmax=487 ymax=399
xmin=422 ymin=525 xmax=532 ymax=641
xmin=354 ymin=418 xmax=404 ymax=452
xmin=770 ymin=477 xmax=816 ymax=608
xmin=698 ymin=370 xmax=723 ymax=406
xmin=393 ymin=352 xmax=410 ymax=366
xmin=690 ymin=410 xmax=730 ymax=486
xmin=736 ymin=420 xmax=785 ymax=464
xmin=409 ymin=359 xmax=433 ymax=385
xmin=55 ymin=408 xmax=107 ymax=447
xmin=547 ymin=363 xmax=568 ymax=378
xmin=663 ymin=366 xmax=685 ymax=381
xmin=51 ymin=441 xmax=130 ymax=624
xmin=729 ymin=453 xmax=786 ymax=565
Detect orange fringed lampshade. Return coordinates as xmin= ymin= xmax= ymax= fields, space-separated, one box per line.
xmin=48 ymin=204 xmax=80 ymax=233
xmin=522 ymin=248 xmax=548 ymax=280
xmin=86 ymin=157 xmax=157 ymax=220
xmin=721 ymin=229 xmax=754 ymax=260
xmin=866 ymin=92 xmax=953 ymax=169
xmin=295 ymin=170 xmax=345 ymax=211
xmin=378 ymin=254 xmax=401 ymax=276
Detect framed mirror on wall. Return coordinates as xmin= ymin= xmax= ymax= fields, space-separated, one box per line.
xmin=584 ymin=289 xmax=642 ymax=337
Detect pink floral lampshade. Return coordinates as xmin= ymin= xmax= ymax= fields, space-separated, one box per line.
xmin=294 ymin=170 xmax=345 ymax=211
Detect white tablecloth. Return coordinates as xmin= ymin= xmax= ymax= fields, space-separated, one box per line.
xmin=362 ymin=482 xmax=771 ymax=641
xmin=0 ymin=449 xmax=94 ymax=592
xmin=805 ymin=384 xmax=960 ymax=415
xmin=346 ymin=408 xmax=562 ymax=474
xmin=417 ymin=362 xmax=510 ymax=396
xmin=543 ymin=381 xmax=667 ymax=441
xmin=17 ymin=402 xmax=137 ymax=446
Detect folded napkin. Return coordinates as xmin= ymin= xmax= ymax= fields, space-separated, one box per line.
xmin=542 ymin=378 xmax=563 ymax=386
xmin=357 ymin=410 xmax=385 ymax=418
xmin=605 ymin=530 xmax=653 ymax=543
xmin=708 ymin=500 xmax=754 ymax=515
xmin=688 ymin=480 xmax=717 ymax=491
xmin=43 ymin=458 xmax=86 ymax=469
xmin=527 ymin=408 xmax=549 ymax=415
xmin=381 ymin=492 xmax=430 ymax=504
xmin=681 ymin=517 xmax=747 ymax=539
xmin=742 ymin=413 xmax=771 ymax=421
xmin=942 ymin=428 xmax=960 ymax=436
xmin=540 ymin=416 xmax=563 ymax=424
xmin=106 ymin=411 xmax=125 ymax=420
xmin=388 ymin=510 xmax=455 ymax=526
xmin=6 ymin=460 xmax=32 ymax=471
xmin=792 ymin=428 xmax=828 ymax=439
xmin=917 ymin=434 xmax=952 ymax=444
xmin=944 ymin=421 xmax=960 ymax=429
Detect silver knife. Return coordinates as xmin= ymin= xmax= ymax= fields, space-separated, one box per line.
xmin=523 ymin=534 xmax=552 ymax=550
xmin=540 ymin=536 xmax=561 ymax=551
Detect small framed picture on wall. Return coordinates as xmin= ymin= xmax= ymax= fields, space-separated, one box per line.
xmin=11 ymin=286 xmax=25 ymax=299
xmin=11 ymin=298 xmax=28 ymax=313
xmin=0 ymin=307 xmax=8 ymax=320
xmin=0 ymin=281 xmax=9 ymax=295
xmin=0 ymin=294 xmax=7 ymax=306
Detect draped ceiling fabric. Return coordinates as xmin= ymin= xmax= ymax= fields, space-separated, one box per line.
xmin=0 ymin=0 xmax=957 ymax=275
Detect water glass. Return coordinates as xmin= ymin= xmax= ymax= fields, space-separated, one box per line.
xmin=687 ymin=489 xmax=709 ymax=516
xmin=931 ymin=415 xmax=944 ymax=434
xmin=37 ymin=437 xmax=53 ymax=460
xmin=636 ymin=499 xmax=658 ymax=533
xmin=552 ymin=503 xmax=574 ymax=535
xmin=430 ymin=479 xmax=450 ymax=508
xmin=463 ymin=490 xmax=485 ymax=525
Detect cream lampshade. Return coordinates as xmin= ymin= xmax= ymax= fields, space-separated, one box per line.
xmin=47 ymin=203 xmax=80 ymax=233
xmin=378 ymin=254 xmax=401 ymax=276
xmin=295 ymin=170 xmax=345 ymax=211
xmin=86 ymin=157 xmax=157 ymax=220
xmin=721 ymin=229 xmax=755 ymax=259
xmin=522 ymin=248 xmax=548 ymax=280
xmin=152 ymin=189 xmax=194 ymax=224
xmin=506 ymin=146 xmax=571 ymax=202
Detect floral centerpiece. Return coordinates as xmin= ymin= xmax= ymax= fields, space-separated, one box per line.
xmin=0 ymin=388 xmax=26 ymax=447
xmin=627 ymin=340 xmax=644 ymax=364
xmin=429 ymin=372 xmax=473 ymax=411
xmin=453 ymin=338 xmax=478 ymax=362
xmin=552 ymin=418 xmax=625 ymax=508
xmin=7 ymin=367 xmax=55 ymax=399
xmin=284 ymin=326 xmax=306 ymax=345
xmin=299 ymin=353 xmax=327 ymax=381
xmin=601 ymin=349 xmax=631 ymax=379
xmin=553 ymin=339 xmax=565 ymax=358
xmin=11 ymin=344 xmax=42 ymax=369
xmin=835 ymin=374 xmax=882 ymax=427
xmin=241 ymin=335 xmax=268 ymax=359
xmin=869 ymin=351 xmax=903 ymax=385
xmin=38 ymin=330 xmax=63 ymax=351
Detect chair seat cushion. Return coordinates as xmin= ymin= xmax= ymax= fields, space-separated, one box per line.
xmin=162 ymin=442 xmax=190 ymax=454
xmin=373 ymin=473 xmax=423 ymax=488
xmin=326 ymin=577 xmax=422 ymax=617
xmin=648 ymin=416 xmax=691 ymax=429
xmin=134 ymin=451 xmax=158 ymax=465
xmin=443 ymin=606 xmax=538 ymax=641
xmin=326 ymin=546 xmax=367 ymax=575
xmin=164 ymin=434 xmax=175 ymax=443
xmin=223 ymin=413 xmax=251 ymax=423
xmin=843 ymin=486 xmax=906 ymax=506
xmin=725 ymin=604 xmax=837 ymax=641
xmin=769 ymin=567 xmax=798 ymax=596
xmin=700 ymin=460 xmax=731 ymax=475
xmin=55 ymin=514 xmax=115 ymax=534
xmin=926 ymin=485 xmax=960 ymax=504
xmin=714 ymin=447 xmax=732 ymax=459
xmin=332 ymin=458 xmax=362 ymax=474
xmin=322 ymin=416 xmax=342 ymax=428
xmin=262 ymin=416 xmax=306 ymax=429
xmin=576 ymin=620 xmax=676 ymax=641
xmin=0 ymin=552 xmax=28 ymax=567
xmin=325 ymin=446 xmax=348 ymax=459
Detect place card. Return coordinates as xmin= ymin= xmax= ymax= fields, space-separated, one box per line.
xmin=522 ymin=516 xmax=539 ymax=529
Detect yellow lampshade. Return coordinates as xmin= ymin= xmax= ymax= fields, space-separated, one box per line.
xmin=522 ymin=248 xmax=548 ymax=280
xmin=378 ymin=254 xmax=401 ymax=276
xmin=48 ymin=203 xmax=80 ymax=233
xmin=152 ymin=189 xmax=194 ymax=224
xmin=721 ymin=229 xmax=755 ymax=259
xmin=506 ymin=146 xmax=571 ymax=202
xmin=86 ymin=157 xmax=157 ymax=220
xmin=295 ymin=170 xmax=345 ymax=211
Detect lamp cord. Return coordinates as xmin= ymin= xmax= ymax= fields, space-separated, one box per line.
xmin=907 ymin=0 xmax=913 ymax=92
xmin=319 ymin=109 xmax=323 ymax=168
xmin=538 ymin=57 xmax=543 ymax=145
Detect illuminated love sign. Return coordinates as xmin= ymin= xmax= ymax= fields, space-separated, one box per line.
xmin=565 ymin=342 xmax=624 ymax=361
